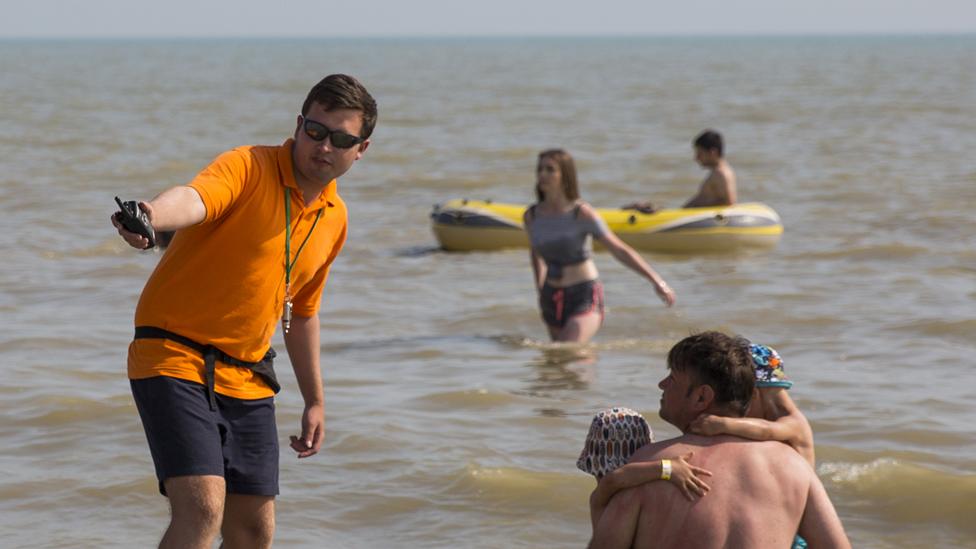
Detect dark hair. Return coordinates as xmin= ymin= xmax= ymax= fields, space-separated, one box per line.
xmin=667 ymin=331 xmax=754 ymax=417
xmin=536 ymin=149 xmax=580 ymax=203
xmin=693 ymin=129 xmax=723 ymax=157
xmin=301 ymin=74 xmax=378 ymax=139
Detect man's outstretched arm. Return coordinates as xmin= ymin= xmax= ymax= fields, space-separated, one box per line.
xmin=111 ymin=186 xmax=206 ymax=249
xmin=589 ymin=487 xmax=642 ymax=549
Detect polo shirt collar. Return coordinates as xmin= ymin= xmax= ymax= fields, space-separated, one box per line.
xmin=278 ymin=138 xmax=338 ymax=210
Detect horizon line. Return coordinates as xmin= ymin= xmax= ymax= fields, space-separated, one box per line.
xmin=1 ymin=30 xmax=975 ymax=41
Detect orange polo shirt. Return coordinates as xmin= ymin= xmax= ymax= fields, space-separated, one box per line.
xmin=127 ymin=139 xmax=348 ymax=400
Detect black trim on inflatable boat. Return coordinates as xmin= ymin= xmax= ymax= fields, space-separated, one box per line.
xmin=431 ymin=211 xmax=521 ymax=229
xmin=660 ymin=215 xmax=779 ymax=232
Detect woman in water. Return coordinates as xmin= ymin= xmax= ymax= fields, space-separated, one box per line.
xmin=523 ymin=149 xmax=675 ymax=343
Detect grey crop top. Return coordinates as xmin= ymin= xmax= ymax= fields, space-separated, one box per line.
xmin=526 ymin=203 xmax=610 ymax=279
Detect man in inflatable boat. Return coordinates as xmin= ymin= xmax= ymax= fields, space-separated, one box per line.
xmin=624 ymin=129 xmax=738 ymax=214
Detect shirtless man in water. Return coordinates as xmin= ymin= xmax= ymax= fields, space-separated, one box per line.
xmin=588 ymin=332 xmax=850 ymax=549
xmin=624 ymin=130 xmax=736 ymax=213
xmin=684 ymin=129 xmax=736 ymax=208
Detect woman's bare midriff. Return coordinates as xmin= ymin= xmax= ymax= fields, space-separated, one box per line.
xmin=545 ymin=259 xmax=599 ymax=287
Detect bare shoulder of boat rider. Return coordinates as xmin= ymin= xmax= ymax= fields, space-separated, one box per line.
xmin=623 ymin=129 xmax=737 ymax=213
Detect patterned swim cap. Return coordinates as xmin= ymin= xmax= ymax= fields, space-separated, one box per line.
xmin=750 ymin=343 xmax=793 ymax=389
xmin=577 ymin=407 xmax=653 ymax=478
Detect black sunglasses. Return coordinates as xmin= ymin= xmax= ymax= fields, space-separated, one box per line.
xmin=300 ymin=116 xmax=365 ymax=149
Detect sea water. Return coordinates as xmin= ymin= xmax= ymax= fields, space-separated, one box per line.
xmin=1 ymin=35 xmax=974 ymax=547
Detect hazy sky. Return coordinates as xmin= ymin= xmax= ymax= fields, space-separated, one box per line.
xmin=3 ymin=0 xmax=975 ymax=38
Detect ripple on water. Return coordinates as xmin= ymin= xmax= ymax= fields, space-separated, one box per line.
xmin=408 ymin=388 xmax=527 ymax=411
xmin=795 ymin=243 xmax=930 ymax=262
xmin=888 ymin=318 xmax=976 ymax=343
xmin=819 ymin=458 xmax=976 ymax=538
xmin=445 ymin=462 xmax=590 ymax=511
xmin=10 ymin=393 xmax=133 ymax=429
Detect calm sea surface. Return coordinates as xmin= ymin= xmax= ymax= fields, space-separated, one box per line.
xmin=1 ymin=36 xmax=975 ymax=548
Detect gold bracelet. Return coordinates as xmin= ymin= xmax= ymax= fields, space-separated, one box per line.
xmin=661 ymin=459 xmax=672 ymax=480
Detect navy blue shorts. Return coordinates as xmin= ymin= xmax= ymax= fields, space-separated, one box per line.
xmin=130 ymin=376 xmax=279 ymax=497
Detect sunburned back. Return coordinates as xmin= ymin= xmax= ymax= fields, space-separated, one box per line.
xmin=631 ymin=435 xmax=808 ymax=549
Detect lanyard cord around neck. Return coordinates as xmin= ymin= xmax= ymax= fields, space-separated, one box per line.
xmin=285 ymin=187 xmax=324 ymax=292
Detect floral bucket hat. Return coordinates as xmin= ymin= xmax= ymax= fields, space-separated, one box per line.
xmin=750 ymin=343 xmax=793 ymax=389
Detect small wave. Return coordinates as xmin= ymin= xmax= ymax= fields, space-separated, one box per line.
xmin=820 ymin=458 xmax=976 ymax=536
xmin=888 ymin=318 xmax=976 ymax=344
xmin=493 ymin=333 xmax=547 ymax=349
xmin=11 ymin=394 xmax=133 ymax=428
xmin=392 ymin=244 xmax=444 ymax=257
xmin=320 ymin=333 xmax=502 ymax=353
xmin=0 ymin=336 xmax=102 ymax=352
xmin=495 ymin=335 xmax=592 ymax=355
xmin=332 ymin=494 xmax=435 ymax=524
xmin=445 ymin=462 xmax=590 ymax=509
xmin=819 ymin=457 xmax=900 ymax=483
xmin=493 ymin=333 xmax=671 ymax=353
xmin=319 ymin=331 xmax=657 ymax=358
xmin=65 ymin=239 xmax=138 ymax=259
xmin=409 ymin=388 xmax=525 ymax=411
xmin=928 ymin=264 xmax=976 ymax=277
xmin=793 ymin=243 xmax=929 ymax=261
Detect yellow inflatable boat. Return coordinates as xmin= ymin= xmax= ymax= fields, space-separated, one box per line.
xmin=430 ymin=199 xmax=783 ymax=253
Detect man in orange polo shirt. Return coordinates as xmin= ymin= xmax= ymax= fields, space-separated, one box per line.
xmin=111 ymin=74 xmax=376 ymax=549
